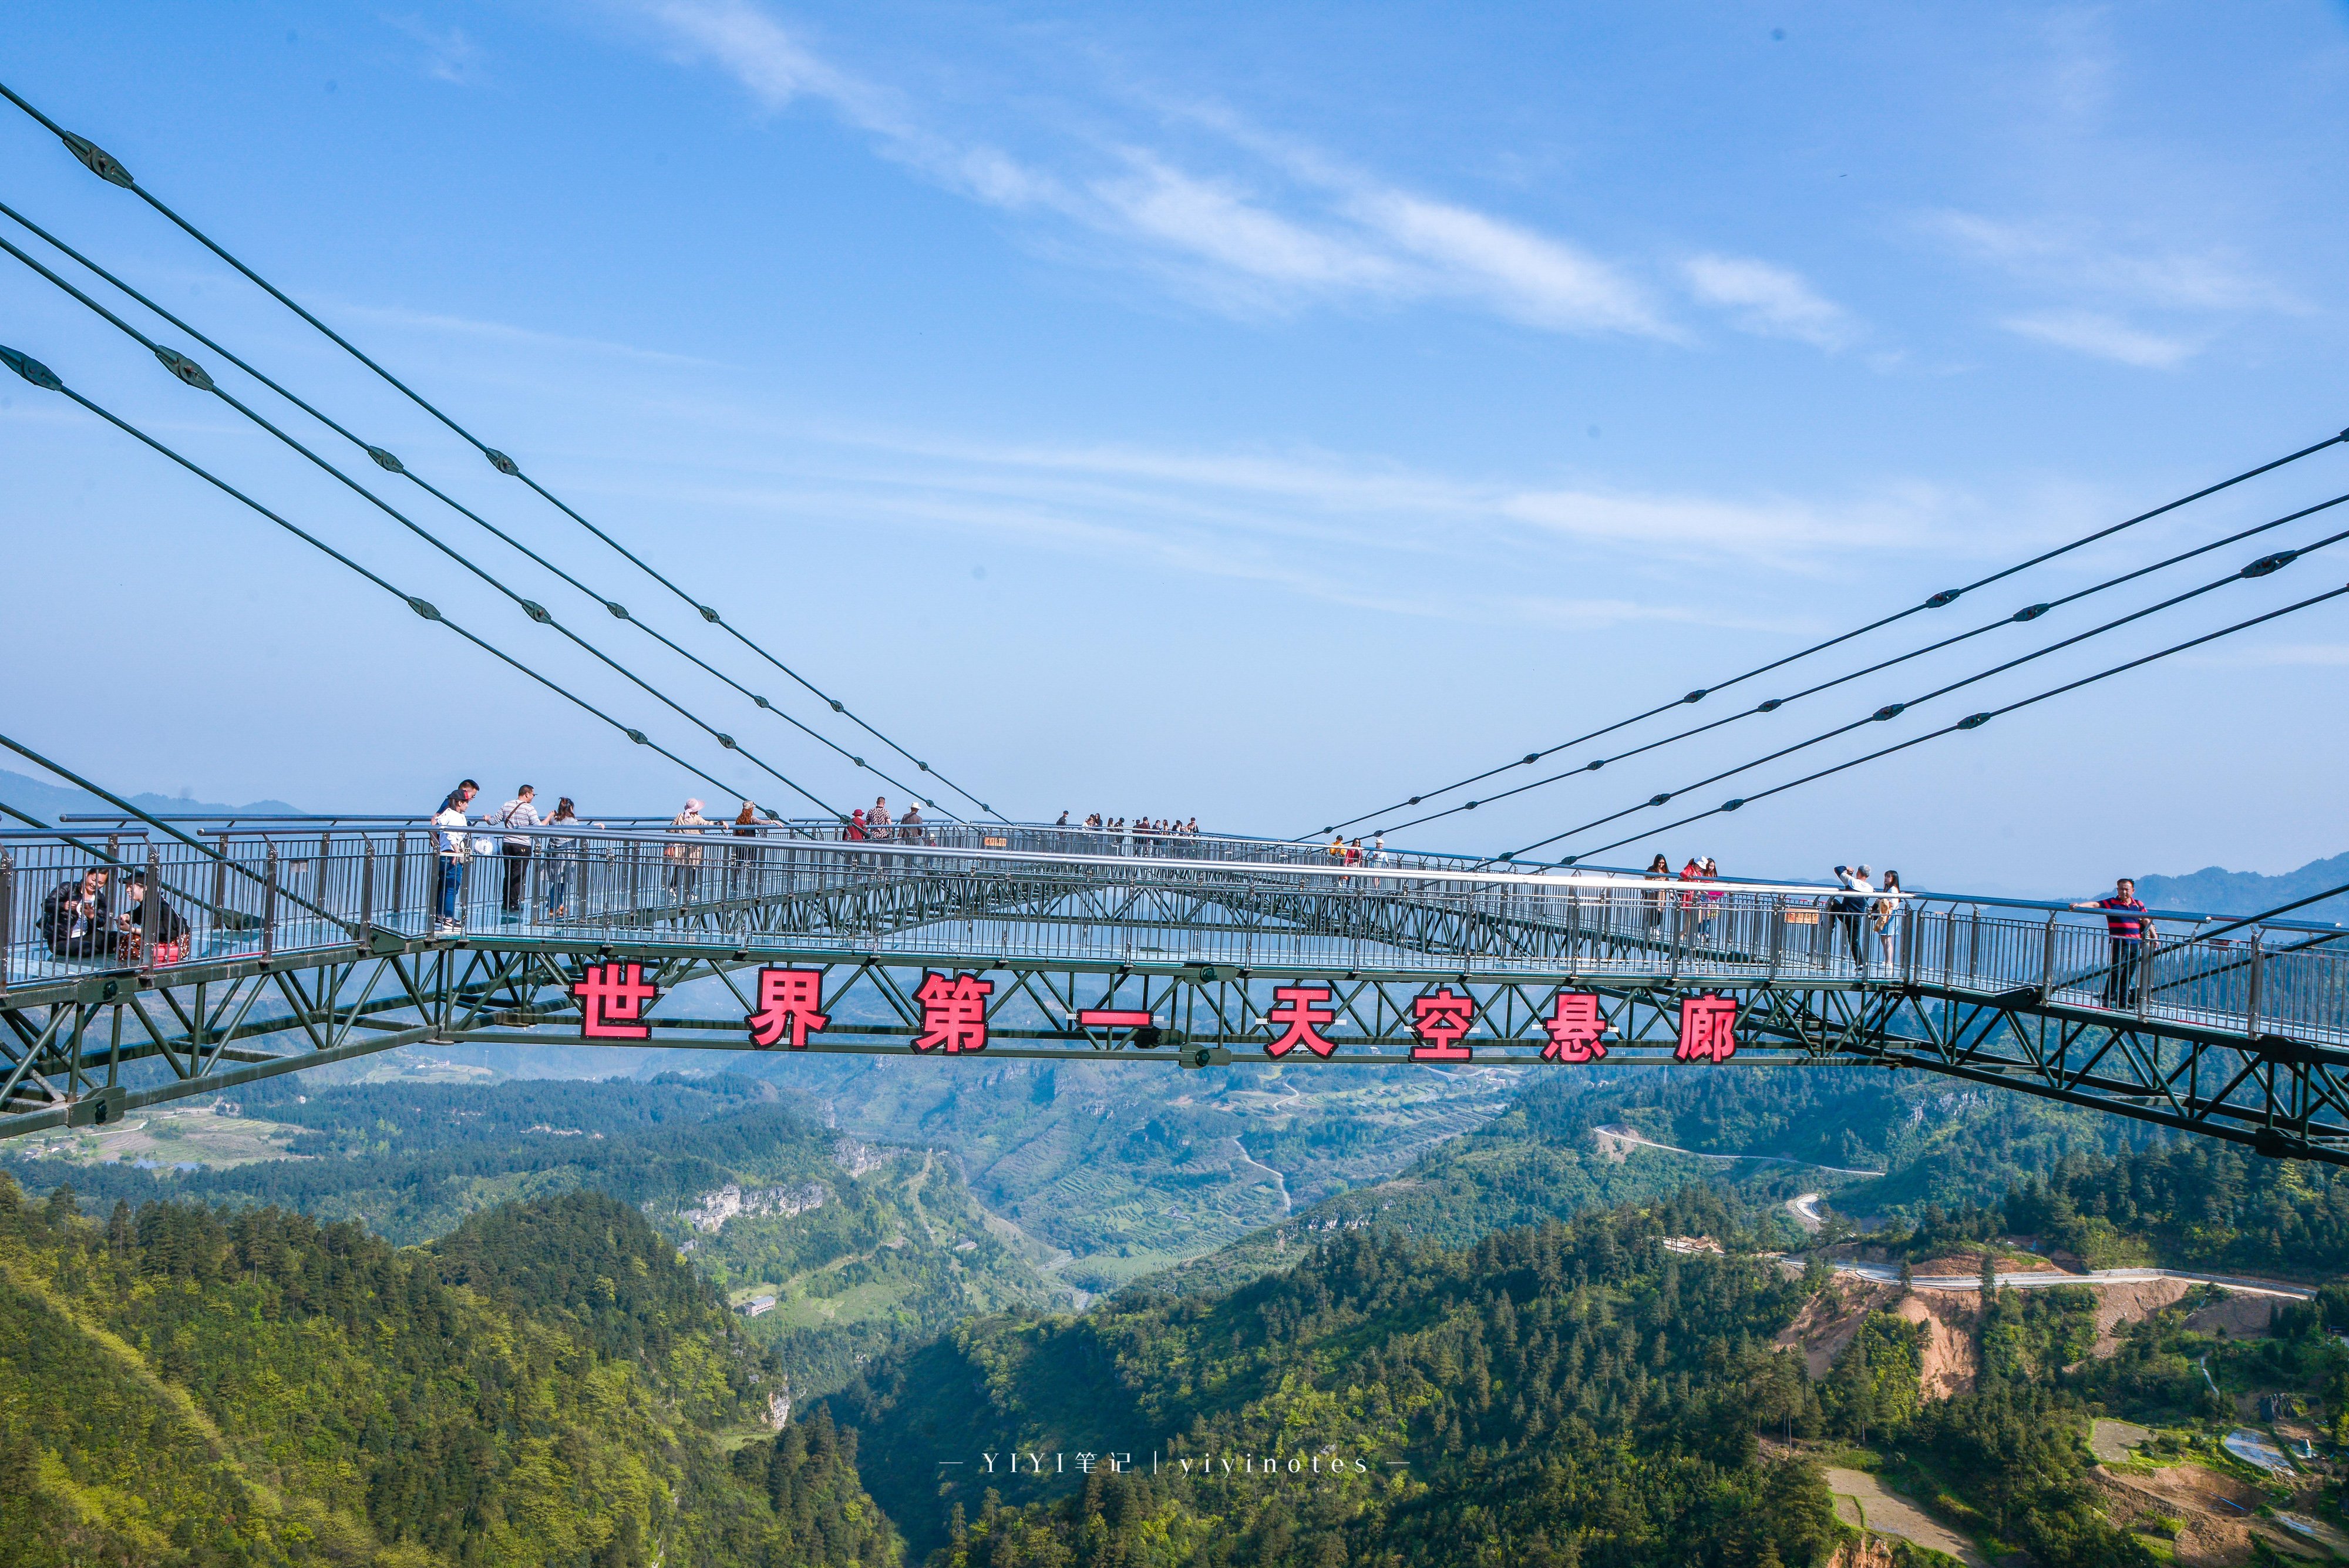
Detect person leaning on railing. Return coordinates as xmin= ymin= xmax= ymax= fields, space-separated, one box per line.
xmin=432 ymin=780 xmax=479 ymax=933
xmin=2071 ymin=877 xmax=2156 ymax=1009
xmin=483 ymin=785 xmax=541 ymax=920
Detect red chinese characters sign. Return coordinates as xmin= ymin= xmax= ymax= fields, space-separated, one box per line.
xmin=1409 ymin=987 xmax=1476 ymax=1062
xmin=1540 ymin=991 xmax=1608 ymax=1063
xmin=746 ymin=967 xmax=830 ymax=1050
xmin=1675 ymin=994 xmax=1738 ymax=1063
xmin=1263 ymin=984 xmax=1339 ymax=1059
xmin=913 ymin=971 xmax=994 ymax=1054
xmin=574 ymin=961 xmax=658 ymax=1040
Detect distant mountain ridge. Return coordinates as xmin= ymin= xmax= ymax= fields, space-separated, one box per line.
xmin=2134 ymin=850 xmax=2349 ymax=925
xmin=0 ymin=765 xmax=302 ymax=825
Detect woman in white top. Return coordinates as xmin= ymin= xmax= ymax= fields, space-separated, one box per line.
xmin=432 ymin=782 xmax=479 ymax=931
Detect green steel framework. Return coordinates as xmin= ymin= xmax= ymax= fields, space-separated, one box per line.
xmin=4 ymin=824 xmax=2346 ymax=1163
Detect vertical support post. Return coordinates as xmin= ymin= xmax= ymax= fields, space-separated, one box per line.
xmin=2136 ymin=933 xmax=2153 ymax=1022
xmin=1903 ymin=900 xmax=1919 ymax=986
xmin=1766 ymin=894 xmax=1783 ymax=982
xmin=391 ymin=832 xmax=407 ymax=917
xmin=140 ymin=846 xmax=161 ymax=970
xmin=0 ymin=852 xmax=13 ymax=992
xmin=360 ymin=839 xmax=376 ymax=930
xmin=2040 ymin=911 xmax=2057 ymax=997
xmin=261 ymin=847 xmax=279 ymax=958
xmin=318 ymin=832 xmax=332 ymax=911
xmin=1667 ymin=896 xmax=1683 ymax=983
xmin=2247 ymin=931 xmax=2265 ymax=1037
xmin=211 ymin=839 xmax=229 ymax=922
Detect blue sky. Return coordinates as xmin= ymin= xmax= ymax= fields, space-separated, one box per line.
xmin=3 ymin=2 xmax=2345 ymax=894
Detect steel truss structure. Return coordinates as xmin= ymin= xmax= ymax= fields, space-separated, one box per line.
xmin=5 ymin=823 xmax=2347 ymax=1162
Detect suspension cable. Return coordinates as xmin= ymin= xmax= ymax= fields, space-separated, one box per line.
xmin=1499 ymin=531 xmax=2346 ymax=863
xmin=0 ymin=203 xmax=957 ymax=823
xmin=0 ymin=78 xmax=1002 ymax=822
xmin=1310 ymin=428 xmax=2349 ymax=839
xmin=1373 ymin=489 xmax=2349 ymax=839
xmin=0 ymin=343 xmax=783 ymax=817
xmin=1517 ymin=581 xmax=2349 ymax=867
xmin=1 ymin=238 xmax=847 ymax=819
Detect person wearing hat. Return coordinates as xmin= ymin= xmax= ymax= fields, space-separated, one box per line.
xmin=667 ymin=798 xmax=710 ymax=903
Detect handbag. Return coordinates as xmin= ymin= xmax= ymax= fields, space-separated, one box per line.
xmin=472 ymin=835 xmax=496 ymax=858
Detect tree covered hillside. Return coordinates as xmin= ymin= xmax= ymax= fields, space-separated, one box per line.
xmin=0 ymin=1179 xmax=900 ymax=1568
xmin=3 ymin=1075 xmax=1072 ymax=1401
xmin=828 ymin=1187 xmax=1861 ymax=1566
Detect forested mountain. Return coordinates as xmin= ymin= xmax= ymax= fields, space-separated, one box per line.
xmin=826 ymin=1183 xmax=2158 ymax=1568
xmin=2003 ymin=1142 xmax=2349 ymax=1277
xmin=0 ymin=1178 xmax=899 ymax=1567
xmin=5 ymin=1075 xmax=1071 ymax=1400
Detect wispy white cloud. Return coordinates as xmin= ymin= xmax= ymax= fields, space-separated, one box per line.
xmin=1924 ymin=211 xmax=2292 ymax=312
xmin=386 ymin=16 xmax=487 ymax=86
xmin=1920 ymin=208 xmax=2296 ymax=367
xmin=332 ymin=301 xmax=722 ymax=366
xmin=621 ymin=0 xmax=1681 ymax=340
xmin=2002 ymin=311 xmax=2197 ymax=369
xmin=1680 ymin=255 xmax=1855 ymax=349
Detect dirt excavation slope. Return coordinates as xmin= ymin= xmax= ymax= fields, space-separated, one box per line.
xmin=1776 ymin=1277 xmax=1982 ymax=1395
xmin=1777 ymin=1270 xmax=2265 ymax=1397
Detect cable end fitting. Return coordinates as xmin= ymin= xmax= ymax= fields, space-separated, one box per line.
xmin=406 ymin=597 xmax=442 ymax=621
xmin=1722 ymin=798 xmax=1745 ymax=812
xmin=698 ymin=605 xmax=721 ymax=624
xmin=1756 ymin=698 xmax=1782 ymax=713
xmin=716 ymin=733 xmax=737 ymax=749
xmin=484 ymin=447 xmax=521 ymax=477
xmin=366 ymin=446 xmax=405 ymax=474
xmin=520 ymin=600 xmax=551 ymax=624
xmin=752 ymin=694 xmax=771 ymax=709
xmin=1522 ymin=753 xmax=1539 ymax=765
xmin=2012 ymin=603 xmax=2048 ymax=623
xmin=0 ymin=345 xmax=63 ymax=391
xmin=1648 ymin=792 xmax=1671 ymax=806
xmin=1872 ymin=703 xmax=1906 ymax=722
xmin=154 ymin=347 xmax=214 ymax=391
xmin=1499 ymin=852 xmax=1515 ymax=863
xmin=829 ymin=699 xmax=845 ymax=714
xmin=1406 ymin=796 xmax=1422 ymax=806
xmin=58 ymin=129 xmax=134 ymax=188
xmin=1956 ymin=712 xmax=1993 ymax=731
xmin=624 ymin=729 xmax=648 ymax=745
xmin=917 ymin=761 xmax=931 ymax=772
xmin=853 ymin=757 xmax=866 ymax=768
xmin=1584 ymin=758 xmax=1604 ymax=772
xmin=1464 ymin=800 xmax=1479 ymax=810
xmin=604 ymin=601 xmax=630 ymax=620
xmin=1925 ymin=589 xmax=1962 ymax=608
xmin=2242 ymin=550 xmax=2299 ymax=579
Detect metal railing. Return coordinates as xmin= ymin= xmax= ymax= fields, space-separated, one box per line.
xmin=4 ymin=823 xmax=2345 ymax=1044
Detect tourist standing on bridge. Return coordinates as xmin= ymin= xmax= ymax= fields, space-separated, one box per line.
xmin=1833 ymin=864 xmax=1874 ymax=968
xmin=543 ymin=798 xmax=580 ymax=917
xmin=41 ymin=866 xmax=112 ymax=959
xmin=1644 ymin=854 xmax=1672 ymax=933
xmin=868 ymin=796 xmax=891 ymax=835
xmin=666 ymin=799 xmax=709 ymax=904
xmin=432 ymin=782 xmax=478 ymax=933
xmin=2071 ymin=877 xmax=2155 ymax=1008
xmin=1872 ymin=871 xmax=1906 ymax=963
xmin=898 ymin=805 xmax=924 ymax=843
xmin=483 ymin=785 xmax=541 ymax=919
xmin=731 ymin=802 xmax=760 ymax=896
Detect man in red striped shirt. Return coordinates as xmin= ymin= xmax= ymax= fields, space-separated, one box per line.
xmin=2070 ymin=878 xmax=2155 ymax=1008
